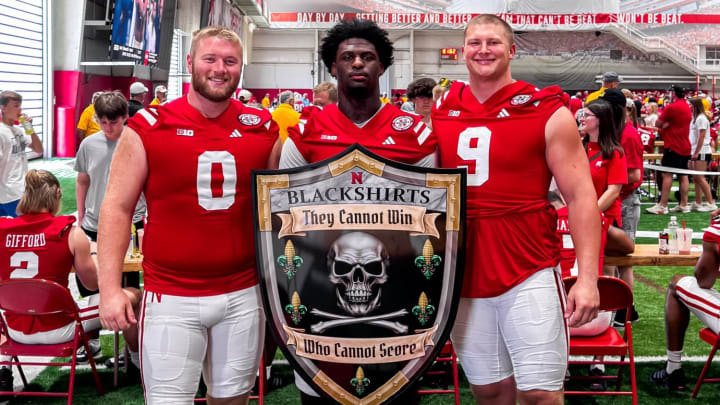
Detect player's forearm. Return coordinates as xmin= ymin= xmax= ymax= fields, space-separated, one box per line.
xmin=567 ymin=196 xmax=601 ymax=285
xmin=29 ymin=133 xmax=42 ymax=154
xmin=75 ymin=181 xmax=89 ymax=224
xmin=97 ymin=204 xmax=132 ymax=295
xmin=597 ymin=185 xmax=620 ymax=212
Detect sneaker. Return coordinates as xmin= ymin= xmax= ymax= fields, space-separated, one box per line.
xmin=650 ymin=364 xmax=685 ymax=391
xmin=612 ymin=306 xmax=639 ymax=327
xmin=691 ymin=202 xmax=705 ymax=211
xmin=104 ymin=353 xmax=126 ymax=369
xmin=669 ymin=204 xmax=691 ymax=213
xmin=703 ymin=203 xmax=718 ymax=211
xmin=646 ymin=204 xmax=669 ymax=215
xmin=0 ymin=367 xmax=13 ymax=400
xmin=588 ymin=366 xmax=607 ymax=392
xmin=77 ymin=339 xmax=102 ymax=363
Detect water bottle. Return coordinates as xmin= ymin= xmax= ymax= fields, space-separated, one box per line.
xmin=668 ymin=216 xmax=679 ymax=254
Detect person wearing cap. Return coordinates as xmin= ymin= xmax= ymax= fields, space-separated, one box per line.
xmin=150 ymin=85 xmax=167 ymax=105
xmin=647 ymin=85 xmax=692 ymax=215
xmin=236 ymin=89 xmax=252 ymax=104
xmin=128 ymin=82 xmax=148 ymax=117
xmin=585 ymin=72 xmax=621 ymax=105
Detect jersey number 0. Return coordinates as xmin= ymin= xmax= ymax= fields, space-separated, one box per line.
xmin=457 ymin=127 xmax=491 ymax=186
xmin=196 ymin=151 xmax=237 ymax=210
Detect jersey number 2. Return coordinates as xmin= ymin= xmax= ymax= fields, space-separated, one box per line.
xmin=457 ymin=127 xmax=491 ymax=186
xmin=197 ymin=151 xmax=237 ymax=210
xmin=10 ymin=251 xmax=39 ymax=279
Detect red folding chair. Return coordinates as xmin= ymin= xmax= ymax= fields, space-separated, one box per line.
xmin=417 ymin=340 xmax=460 ymax=405
xmin=193 ymin=355 xmax=264 ymax=404
xmin=691 ymin=327 xmax=720 ymax=398
xmin=0 ymin=279 xmax=104 ymax=404
xmin=563 ymin=276 xmax=637 ymax=405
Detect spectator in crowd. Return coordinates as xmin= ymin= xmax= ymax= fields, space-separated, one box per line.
xmin=128 ymin=82 xmax=148 ymax=117
xmin=262 ymin=93 xmax=271 ymax=108
xmin=586 ymin=71 xmax=621 ymax=104
xmin=77 ymin=91 xmax=103 ymax=142
xmin=651 ymin=211 xmax=720 ymax=391
xmin=647 ymin=85 xmax=693 ymax=215
xmin=0 ymin=169 xmax=141 ymax=397
xmin=97 ymin=26 xmax=281 ymax=404
xmin=0 ymin=91 xmax=43 ymax=217
xmin=580 ymin=99 xmax=627 ymax=228
xmin=301 ymin=93 xmax=310 ymax=107
xmin=237 ymin=89 xmax=253 ymax=104
xmin=74 ymin=91 xmax=144 ymax=367
xmin=432 ymin=84 xmax=448 ymax=101
xmin=645 ymin=102 xmax=660 ymax=128
xmin=281 ymin=18 xmax=435 ymax=405
xmin=568 ymin=91 xmax=583 ymax=117
xmin=149 ymin=85 xmax=167 ymax=105
xmin=380 ymin=91 xmax=390 ymax=104
xmin=688 ymin=97 xmax=717 ymax=211
xmin=406 ymin=77 xmax=436 ymax=128
xmin=312 ymin=82 xmax=337 ymax=107
xmin=272 ymin=90 xmax=301 ymax=143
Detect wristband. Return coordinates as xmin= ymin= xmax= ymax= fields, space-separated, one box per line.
xmin=90 ymin=252 xmax=97 ymax=256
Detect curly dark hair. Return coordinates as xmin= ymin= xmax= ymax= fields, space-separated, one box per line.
xmin=320 ymin=19 xmax=394 ymax=72
xmin=406 ymin=78 xmax=437 ymax=100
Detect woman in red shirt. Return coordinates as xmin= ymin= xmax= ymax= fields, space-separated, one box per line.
xmin=579 ymin=99 xmax=628 ymax=227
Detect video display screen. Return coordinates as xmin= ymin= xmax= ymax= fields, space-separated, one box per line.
xmin=110 ymin=0 xmax=164 ymax=66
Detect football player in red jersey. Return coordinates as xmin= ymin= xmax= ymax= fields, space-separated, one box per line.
xmin=97 ymin=26 xmax=281 ymax=405
xmin=0 ymin=170 xmax=140 ymax=396
xmin=280 ymin=19 xmax=435 ymax=405
xmin=432 ymin=15 xmax=600 ymax=405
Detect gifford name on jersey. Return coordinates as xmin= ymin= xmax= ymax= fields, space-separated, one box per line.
xmin=6 ymin=233 xmax=46 ymax=248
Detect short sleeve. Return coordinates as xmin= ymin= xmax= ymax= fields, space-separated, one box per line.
xmin=77 ymin=108 xmax=89 ymax=130
xmin=607 ymin=151 xmax=628 ymax=185
xmin=697 ymin=116 xmax=710 ymax=131
xmin=74 ymin=141 xmax=88 ymax=173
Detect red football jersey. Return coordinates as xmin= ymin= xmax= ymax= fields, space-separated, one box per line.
xmin=587 ymin=143 xmax=627 ymax=226
xmin=0 ymin=213 xmax=76 ymax=333
xmin=432 ymin=80 xmax=564 ymax=298
xmin=288 ymin=103 xmax=436 ymax=164
xmin=637 ymin=126 xmax=656 ymax=153
xmin=556 ymin=207 xmax=607 ymax=279
xmin=128 ymin=97 xmax=279 ymax=296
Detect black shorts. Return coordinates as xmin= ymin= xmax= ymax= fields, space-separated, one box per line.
xmin=697 ymin=153 xmax=713 ymax=163
xmin=662 ymin=149 xmax=690 ymax=174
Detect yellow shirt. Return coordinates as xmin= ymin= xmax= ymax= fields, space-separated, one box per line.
xmin=262 ymin=97 xmax=270 ymax=108
xmin=584 ymin=87 xmax=607 ymax=105
xmin=271 ymin=104 xmax=300 ymax=143
xmin=150 ymin=98 xmax=162 ymax=105
xmin=702 ymin=97 xmax=711 ymax=112
xmin=76 ymin=104 xmax=101 ymax=138
xmin=380 ymin=97 xmax=390 ymax=104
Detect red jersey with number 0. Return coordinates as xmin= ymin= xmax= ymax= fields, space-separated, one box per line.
xmin=288 ymin=103 xmax=436 ymax=164
xmin=128 ymin=97 xmax=279 ymax=296
xmin=0 ymin=213 xmax=76 ymax=333
xmin=432 ymin=80 xmax=564 ymax=298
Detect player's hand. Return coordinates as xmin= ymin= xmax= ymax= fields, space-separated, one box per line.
xmin=565 ymin=280 xmax=599 ymax=328
xmin=99 ymin=288 xmax=137 ymax=331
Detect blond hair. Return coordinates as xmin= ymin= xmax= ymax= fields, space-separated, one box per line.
xmin=313 ymin=82 xmax=338 ymax=103
xmin=17 ymin=170 xmax=61 ymax=215
xmin=464 ymin=14 xmax=514 ymax=46
xmin=189 ymin=26 xmax=243 ymax=58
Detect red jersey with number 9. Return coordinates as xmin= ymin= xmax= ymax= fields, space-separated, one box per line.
xmin=432 ymin=80 xmax=564 ymax=298
xmin=128 ymin=97 xmax=279 ymax=296
xmin=0 ymin=213 xmax=76 ymax=333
